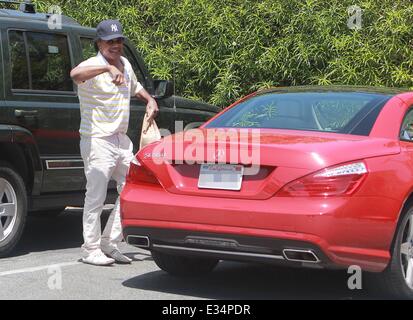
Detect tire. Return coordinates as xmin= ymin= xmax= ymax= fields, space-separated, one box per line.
xmin=0 ymin=162 xmax=27 ymax=258
xmin=370 ymin=206 xmax=413 ymax=299
xmin=151 ymin=250 xmax=219 ymax=277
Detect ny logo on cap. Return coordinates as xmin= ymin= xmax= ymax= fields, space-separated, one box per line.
xmin=111 ymin=24 xmax=118 ymax=32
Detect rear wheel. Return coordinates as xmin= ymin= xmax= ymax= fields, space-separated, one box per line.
xmin=152 ymin=250 xmax=219 ymax=276
xmin=372 ymin=206 xmax=413 ymax=299
xmin=0 ymin=162 xmax=27 ymax=257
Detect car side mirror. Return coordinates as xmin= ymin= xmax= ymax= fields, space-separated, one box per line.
xmin=153 ymin=80 xmax=174 ymax=99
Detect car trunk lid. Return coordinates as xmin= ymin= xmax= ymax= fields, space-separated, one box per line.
xmin=139 ymin=128 xmax=400 ymax=199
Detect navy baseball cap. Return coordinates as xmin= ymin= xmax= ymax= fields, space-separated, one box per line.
xmin=96 ymin=19 xmax=124 ymax=41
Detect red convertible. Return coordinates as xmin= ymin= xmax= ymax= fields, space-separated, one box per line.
xmin=121 ymin=86 xmax=413 ymax=299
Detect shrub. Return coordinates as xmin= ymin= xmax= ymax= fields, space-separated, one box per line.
xmin=33 ymin=0 xmax=413 ymax=107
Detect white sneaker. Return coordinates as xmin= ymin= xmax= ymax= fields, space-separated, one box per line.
xmin=82 ymin=250 xmax=115 ymax=266
xmin=103 ymin=248 xmax=132 ymax=264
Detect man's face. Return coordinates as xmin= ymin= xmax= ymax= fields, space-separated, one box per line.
xmin=98 ymin=38 xmax=124 ymax=62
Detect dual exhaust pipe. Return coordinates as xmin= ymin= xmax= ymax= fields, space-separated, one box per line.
xmin=127 ymin=235 xmax=320 ymax=264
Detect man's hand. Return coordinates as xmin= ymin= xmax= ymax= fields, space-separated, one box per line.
xmin=135 ymin=88 xmax=159 ymax=121
xmin=108 ymin=65 xmax=125 ymax=86
xmin=146 ymin=98 xmax=159 ymax=120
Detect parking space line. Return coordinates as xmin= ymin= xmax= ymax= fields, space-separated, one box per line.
xmin=0 ymin=262 xmax=81 ymax=276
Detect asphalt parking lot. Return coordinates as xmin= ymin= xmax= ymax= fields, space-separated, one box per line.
xmin=0 ymin=207 xmax=387 ymax=300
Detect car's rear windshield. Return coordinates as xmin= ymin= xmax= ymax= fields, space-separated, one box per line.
xmin=205 ymin=92 xmax=391 ymax=135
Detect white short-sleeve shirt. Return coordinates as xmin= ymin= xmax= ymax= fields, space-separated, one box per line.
xmin=76 ymin=52 xmax=143 ymax=137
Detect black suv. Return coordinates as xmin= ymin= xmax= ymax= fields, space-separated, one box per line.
xmin=0 ymin=1 xmax=219 ymax=257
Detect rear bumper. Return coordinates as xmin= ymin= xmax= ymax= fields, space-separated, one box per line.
xmin=121 ymin=184 xmax=400 ymax=272
xmin=123 ymin=226 xmax=334 ymax=268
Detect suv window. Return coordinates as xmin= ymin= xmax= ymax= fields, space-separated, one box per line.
xmin=123 ymin=45 xmax=146 ymax=85
xmin=9 ymin=30 xmax=73 ymax=92
xmin=80 ymin=37 xmax=96 ymax=60
xmin=9 ymin=30 xmax=29 ymax=89
xmin=80 ymin=37 xmax=146 ymax=86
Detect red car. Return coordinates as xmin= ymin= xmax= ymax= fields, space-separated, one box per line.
xmin=121 ymin=86 xmax=413 ymax=299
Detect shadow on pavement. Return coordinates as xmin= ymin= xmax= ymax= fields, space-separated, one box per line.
xmin=9 ymin=208 xmax=390 ymax=300
xmin=11 ymin=208 xmax=111 ymax=257
xmin=123 ymin=261 xmax=384 ymax=300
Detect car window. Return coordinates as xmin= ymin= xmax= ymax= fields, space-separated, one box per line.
xmin=9 ymin=30 xmax=30 ymax=89
xmin=312 ymin=99 xmax=367 ymax=131
xmin=206 ymin=92 xmax=390 ymax=135
xmin=400 ymin=108 xmax=413 ymax=141
xmin=9 ymin=30 xmax=73 ymax=91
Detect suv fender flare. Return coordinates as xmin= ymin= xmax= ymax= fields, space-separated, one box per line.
xmin=0 ymin=125 xmax=43 ymax=194
xmin=0 ymin=125 xmax=12 ymax=142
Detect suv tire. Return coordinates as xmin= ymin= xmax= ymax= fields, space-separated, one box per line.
xmin=152 ymin=250 xmax=219 ymax=277
xmin=0 ymin=162 xmax=27 ymax=257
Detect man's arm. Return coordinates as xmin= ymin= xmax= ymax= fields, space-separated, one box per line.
xmin=136 ymin=88 xmax=159 ymax=120
xmin=70 ymin=65 xmax=125 ymax=85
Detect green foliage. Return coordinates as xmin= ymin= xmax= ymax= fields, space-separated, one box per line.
xmin=232 ymin=101 xmax=278 ymax=128
xmin=33 ymin=0 xmax=413 ymax=107
xmin=312 ymin=99 xmax=366 ymax=130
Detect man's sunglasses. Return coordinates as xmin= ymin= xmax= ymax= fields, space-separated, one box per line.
xmin=105 ymin=38 xmax=124 ymax=45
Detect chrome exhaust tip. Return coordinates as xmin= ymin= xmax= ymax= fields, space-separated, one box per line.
xmin=127 ymin=235 xmax=150 ymax=248
xmin=282 ymin=249 xmax=320 ymax=263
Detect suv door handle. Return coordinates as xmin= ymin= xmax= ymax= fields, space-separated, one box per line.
xmin=15 ymin=110 xmax=38 ymax=117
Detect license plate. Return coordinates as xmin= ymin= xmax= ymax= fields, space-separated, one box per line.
xmin=198 ymin=164 xmax=244 ymax=191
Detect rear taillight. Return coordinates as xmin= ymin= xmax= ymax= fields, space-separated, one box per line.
xmin=126 ymin=157 xmax=160 ymax=185
xmin=277 ymin=162 xmax=368 ymax=197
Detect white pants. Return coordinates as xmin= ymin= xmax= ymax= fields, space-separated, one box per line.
xmin=80 ymin=133 xmax=134 ymax=256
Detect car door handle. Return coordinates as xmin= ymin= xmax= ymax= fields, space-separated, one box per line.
xmin=15 ymin=109 xmax=38 ymax=117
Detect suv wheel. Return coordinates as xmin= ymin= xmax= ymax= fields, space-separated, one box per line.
xmin=371 ymin=206 xmax=413 ymax=299
xmin=152 ymin=250 xmax=219 ymax=276
xmin=0 ymin=162 xmax=27 ymax=257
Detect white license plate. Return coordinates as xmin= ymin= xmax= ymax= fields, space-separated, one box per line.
xmin=198 ymin=164 xmax=244 ymax=191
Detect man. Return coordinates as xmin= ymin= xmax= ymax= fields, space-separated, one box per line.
xmin=70 ymin=19 xmax=159 ymax=266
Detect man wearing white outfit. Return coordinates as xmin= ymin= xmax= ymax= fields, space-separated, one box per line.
xmin=70 ymin=20 xmax=158 ymax=266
